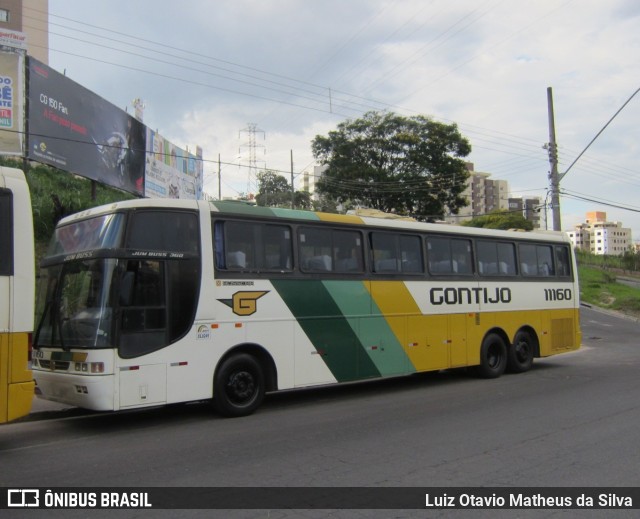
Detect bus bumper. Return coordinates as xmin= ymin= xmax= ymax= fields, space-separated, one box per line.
xmin=33 ymin=370 xmax=115 ymax=411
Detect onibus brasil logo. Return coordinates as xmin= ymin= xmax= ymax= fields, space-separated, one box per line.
xmin=218 ymin=291 xmax=269 ymax=316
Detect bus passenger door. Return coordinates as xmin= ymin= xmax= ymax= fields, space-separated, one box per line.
xmin=119 ymin=364 xmax=167 ymax=408
xmin=117 ymin=259 xmax=169 ymax=408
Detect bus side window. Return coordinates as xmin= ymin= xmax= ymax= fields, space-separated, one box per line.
xmin=371 ymin=232 xmax=398 ymax=273
xmin=213 ymin=221 xmax=225 ymax=269
xmin=0 ymin=189 xmax=13 ymax=276
xmin=127 ymin=210 xmax=199 ymax=254
xmin=537 ymin=245 xmax=555 ymax=276
xmin=299 ymin=227 xmax=363 ymax=274
xmin=299 ymin=228 xmax=332 ymax=272
xmin=216 ymin=220 xmax=293 ymax=272
xmin=400 ymin=235 xmax=424 ymax=273
xmin=477 ymin=240 xmax=516 ymax=276
xmin=371 ymin=233 xmax=422 ymax=274
xmin=427 ymin=236 xmax=472 ymax=275
xmin=332 ymin=230 xmax=363 ymax=273
xmin=519 ymin=244 xmax=555 ymax=277
xmin=556 ymin=246 xmax=571 ymax=277
xmin=263 ymin=224 xmax=293 ymax=270
xmin=427 ymin=236 xmax=450 ymax=274
xmin=223 ymin=221 xmax=255 ymax=269
xmin=519 ymin=244 xmax=537 ymax=276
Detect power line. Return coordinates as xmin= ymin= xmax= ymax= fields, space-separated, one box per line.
xmin=560 ymin=86 xmax=640 ymax=182
xmin=561 ymin=190 xmax=640 ymax=214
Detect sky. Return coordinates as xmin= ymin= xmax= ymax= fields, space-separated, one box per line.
xmin=33 ymin=0 xmax=640 ymax=237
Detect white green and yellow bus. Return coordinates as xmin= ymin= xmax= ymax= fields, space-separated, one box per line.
xmin=1 ymin=166 xmax=35 ymax=423
xmin=32 ymin=199 xmax=581 ymax=417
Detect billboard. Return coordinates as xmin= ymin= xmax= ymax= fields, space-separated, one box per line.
xmin=145 ymin=129 xmax=203 ymax=199
xmin=27 ymin=57 xmax=145 ymax=196
xmin=0 ymin=52 xmax=24 ymax=155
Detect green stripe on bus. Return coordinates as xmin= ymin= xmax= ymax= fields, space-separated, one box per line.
xmin=322 ymin=281 xmax=413 ymax=376
xmin=271 ymin=208 xmax=320 ymax=220
xmin=211 ymin=201 xmax=276 ymax=217
xmin=271 ymin=279 xmax=380 ymax=382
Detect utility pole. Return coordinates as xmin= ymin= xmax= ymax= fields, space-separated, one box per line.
xmin=546 ymin=87 xmax=561 ymax=231
xmin=218 ymin=154 xmax=221 ymax=201
xmin=290 ymin=150 xmax=295 ymax=209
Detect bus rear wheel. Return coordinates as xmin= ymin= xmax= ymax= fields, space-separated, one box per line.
xmin=475 ymin=333 xmax=507 ymax=379
xmin=507 ymin=330 xmax=535 ymax=373
xmin=214 ymin=354 xmax=265 ymax=417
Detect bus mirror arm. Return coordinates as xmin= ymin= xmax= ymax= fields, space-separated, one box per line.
xmin=32 ymin=299 xmax=51 ymax=348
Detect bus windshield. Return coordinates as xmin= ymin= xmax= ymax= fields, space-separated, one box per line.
xmin=34 ymin=259 xmax=119 ymax=349
xmin=46 ymin=213 xmax=125 ymax=257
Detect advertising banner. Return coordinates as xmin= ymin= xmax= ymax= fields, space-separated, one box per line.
xmin=0 ymin=52 xmax=24 ymax=155
xmin=0 ymin=29 xmax=27 ymax=54
xmin=145 ymin=129 xmax=203 ymax=199
xmin=27 ymin=57 xmax=145 ymax=196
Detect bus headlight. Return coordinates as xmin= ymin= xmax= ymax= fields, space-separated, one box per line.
xmin=74 ymin=362 xmax=105 ymax=373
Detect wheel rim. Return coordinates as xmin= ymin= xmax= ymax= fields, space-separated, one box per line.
xmin=487 ymin=343 xmax=502 ymax=368
xmin=514 ymin=338 xmax=531 ymax=363
xmin=225 ymin=370 xmax=257 ymax=406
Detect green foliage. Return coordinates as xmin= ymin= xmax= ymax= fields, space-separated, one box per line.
xmin=576 ymin=249 xmax=640 ymax=272
xmin=578 ymin=265 xmax=640 ymax=317
xmin=311 ymin=111 xmax=471 ymax=221
xmin=255 ymin=170 xmax=311 ymax=209
xmin=1 ymin=157 xmax=134 ymax=256
xmin=462 ymin=210 xmax=534 ymax=231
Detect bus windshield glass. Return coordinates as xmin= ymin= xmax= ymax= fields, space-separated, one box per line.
xmin=34 ymin=259 xmax=119 ymax=349
xmin=46 ymin=213 xmax=125 ymax=257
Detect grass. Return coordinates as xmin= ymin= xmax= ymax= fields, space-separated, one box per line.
xmin=578 ymin=265 xmax=640 ymax=318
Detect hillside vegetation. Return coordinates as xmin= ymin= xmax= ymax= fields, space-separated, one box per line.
xmin=1 ymin=158 xmax=133 ymax=259
xmin=578 ymin=265 xmax=640 ymax=318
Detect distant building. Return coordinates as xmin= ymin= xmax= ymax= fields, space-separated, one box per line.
xmin=508 ymin=196 xmax=542 ymax=229
xmin=0 ymin=0 xmax=49 ymax=64
xmin=445 ymin=164 xmax=509 ymax=224
xmin=302 ymin=165 xmax=326 ymax=200
xmin=567 ymin=211 xmax=633 ymax=256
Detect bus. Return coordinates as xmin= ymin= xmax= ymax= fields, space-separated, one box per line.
xmin=0 ymin=167 xmax=35 ymax=423
xmin=32 ymin=199 xmax=581 ymax=417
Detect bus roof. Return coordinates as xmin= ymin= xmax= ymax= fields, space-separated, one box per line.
xmin=56 ymin=198 xmax=570 ymax=244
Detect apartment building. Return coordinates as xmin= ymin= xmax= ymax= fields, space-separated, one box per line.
xmin=446 ymin=164 xmax=509 ymax=224
xmin=0 ymin=0 xmax=48 ymax=64
xmin=508 ymin=196 xmax=542 ymax=229
xmin=567 ymin=211 xmax=632 ymax=256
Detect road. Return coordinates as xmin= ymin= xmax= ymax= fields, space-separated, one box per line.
xmin=1 ymin=306 xmax=639 ymax=518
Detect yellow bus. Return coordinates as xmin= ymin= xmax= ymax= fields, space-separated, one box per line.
xmin=0 ymin=167 xmax=35 ymax=423
xmin=32 ymin=199 xmax=581 ymax=417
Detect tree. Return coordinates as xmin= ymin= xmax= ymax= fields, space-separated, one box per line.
xmin=255 ymin=170 xmax=312 ymax=209
xmin=311 ymin=111 xmax=471 ymax=221
xmin=462 ymin=210 xmax=534 ymax=231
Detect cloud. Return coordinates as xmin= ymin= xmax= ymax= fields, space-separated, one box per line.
xmin=47 ymin=0 xmax=640 ymax=239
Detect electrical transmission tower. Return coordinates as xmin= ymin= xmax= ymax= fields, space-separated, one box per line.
xmin=239 ymin=123 xmax=266 ymax=197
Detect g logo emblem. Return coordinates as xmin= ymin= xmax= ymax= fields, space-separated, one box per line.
xmin=219 ymin=291 xmax=269 ymax=316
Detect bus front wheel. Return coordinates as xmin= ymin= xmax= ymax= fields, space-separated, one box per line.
xmin=214 ymin=354 xmax=265 ymax=417
xmin=475 ymin=333 xmax=507 ymax=379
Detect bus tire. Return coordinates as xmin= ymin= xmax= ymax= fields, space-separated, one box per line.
xmin=475 ymin=333 xmax=507 ymax=379
xmin=214 ymin=354 xmax=265 ymax=417
xmin=507 ymin=330 xmax=535 ymax=373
